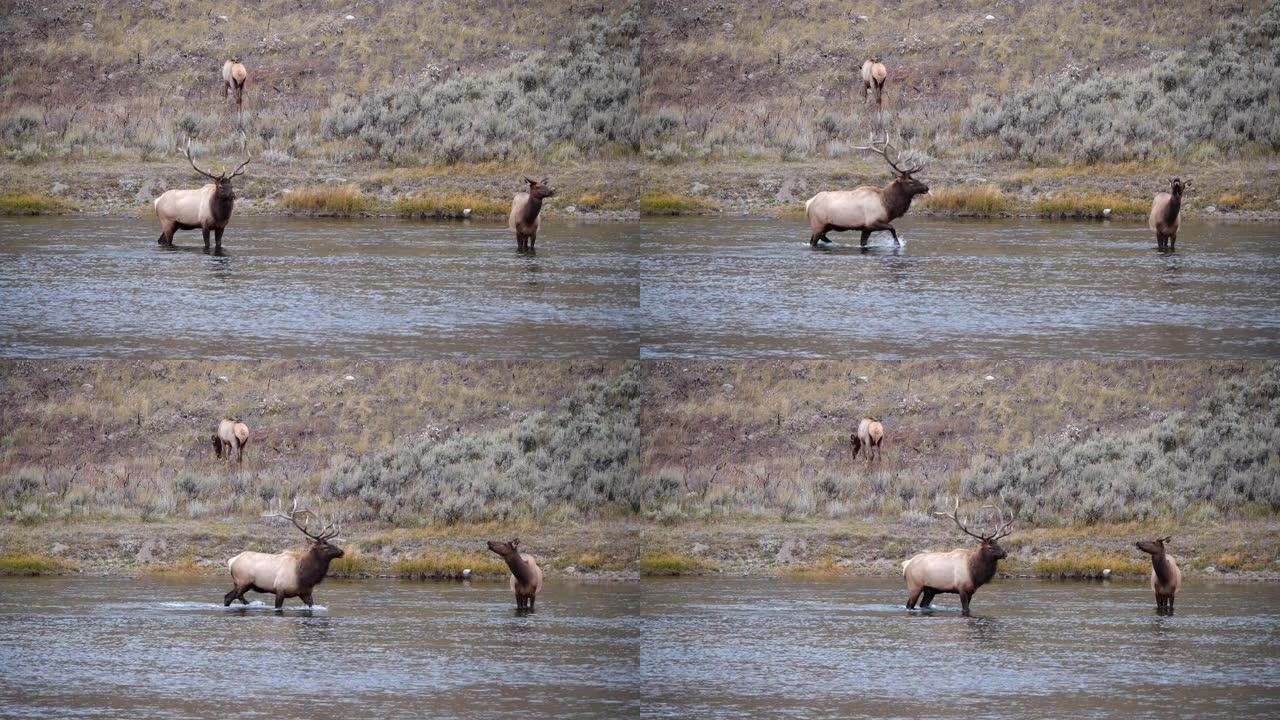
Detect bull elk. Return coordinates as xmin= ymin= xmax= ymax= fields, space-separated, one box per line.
xmin=222 ymin=57 xmax=248 ymax=113
xmin=850 ymin=417 xmax=884 ymax=464
xmin=902 ymin=498 xmax=1014 ymax=615
xmin=153 ymin=142 xmax=250 ymax=252
xmin=509 ymin=177 xmax=555 ymax=251
xmin=805 ymin=140 xmax=929 ymax=248
xmin=1149 ymin=177 xmax=1190 ymax=250
xmin=1135 ymin=536 xmax=1181 ymax=613
xmin=487 ymin=538 xmax=544 ymax=609
xmin=212 ymin=418 xmax=250 ymax=465
xmin=860 ymin=58 xmax=887 ymax=111
xmin=224 ymin=499 xmax=344 ymax=610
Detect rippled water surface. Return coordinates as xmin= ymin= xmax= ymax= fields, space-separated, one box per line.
xmin=0 ymin=216 xmax=640 ymax=358
xmin=640 ymin=217 xmax=1280 ymax=358
xmin=0 ymin=576 xmax=640 ymax=719
xmin=641 ymin=577 xmax=1280 ymax=719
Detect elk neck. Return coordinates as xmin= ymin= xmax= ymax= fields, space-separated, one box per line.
xmin=299 ymin=545 xmax=335 ymax=586
xmin=967 ymin=545 xmax=1000 ymax=588
xmin=1150 ymin=549 xmax=1174 ymax=584
xmin=504 ymin=553 xmax=536 ymax=585
xmin=519 ymin=195 xmax=544 ymax=226
xmin=882 ymin=180 xmax=915 ymax=221
xmin=210 ymin=187 xmax=235 ymax=225
xmin=1162 ymin=190 xmax=1181 ymax=225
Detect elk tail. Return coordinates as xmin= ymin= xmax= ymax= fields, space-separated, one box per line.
xmin=900 ymin=558 xmax=912 ymax=576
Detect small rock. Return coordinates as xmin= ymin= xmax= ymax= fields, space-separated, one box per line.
xmin=1102 ymin=208 xmax=1112 ymax=218
xmin=1205 ymin=565 xmax=1216 ymax=573
xmin=462 ymin=208 xmax=472 ymax=217
xmin=344 ymin=375 xmax=356 ymax=381
xmin=49 ymin=181 xmax=68 ymax=196
xmin=857 ymin=375 xmax=869 ymax=383
xmin=82 ymin=22 xmax=93 ymax=30
xmin=50 ymin=542 xmax=68 ymax=555
xmin=857 ymin=15 xmax=869 ymax=21
xmin=217 ymin=375 xmax=229 ymax=383
xmin=462 ymin=568 xmax=472 ymax=578
xmin=216 ymin=14 xmax=228 ymax=22
xmin=775 ymin=536 xmax=808 ymax=564
xmin=722 ymin=383 xmax=734 ymax=391
xmin=564 ymin=204 xmax=577 ymax=213
xmin=984 ymin=375 xmax=996 ymax=381
xmin=1102 ymin=568 xmax=1112 ymax=578
xmin=344 ymin=14 xmax=355 ymax=20
xmin=564 ymin=565 xmax=577 ymax=574
xmin=985 ymin=14 xmax=996 ymax=20
xmin=690 ymin=542 xmax=708 ymax=554
xmin=689 ymin=181 xmax=709 ymax=195
xmin=135 ymin=536 xmax=167 ymax=564
xmin=81 ymin=383 xmax=93 ymax=391
xmin=1205 ymin=204 xmax=1217 ymax=213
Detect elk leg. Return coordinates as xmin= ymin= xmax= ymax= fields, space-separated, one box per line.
xmin=528 ymin=595 xmax=535 ymax=610
xmin=920 ymin=589 xmax=937 ymax=608
xmin=959 ymin=592 xmax=972 ymax=616
xmin=850 ymin=436 xmax=861 ymax=461
xmin=275 ymin=593 xmax=285 ymax=610
xmin=529 ymin=234 xmax=536 ymax=249
xmin=214 ymin=227 xmax=224 ymax=252
xmin=1168 ymin=233 xmax=1176 ymax=249
xmin=859 ymin=230 xmax=871 ymax=247
xmin=300 ymin=593 xmax=314 ymax=607
xmin=224 ymin=587 xmax=239 ymax=606
xmin=906 ymin=587 xmax=921 ymax=609
xmin=202 ymin=228 xmax=211 ymax=250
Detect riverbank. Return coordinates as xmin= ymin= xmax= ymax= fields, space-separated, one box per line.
xmin=4 ymin=156 xmax=1278 ymax=222
xmin=639 ymin=517 xmax=1280 ymax=582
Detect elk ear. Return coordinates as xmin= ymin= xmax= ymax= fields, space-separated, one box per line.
xmin=511 ymin=538 xmax=520 ymax=547
xmin=523 ymin=177 xmax=535 ymax=186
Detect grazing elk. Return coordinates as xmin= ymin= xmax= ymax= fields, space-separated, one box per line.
xmin=487 ymin=538 xmax=543 ymax=609
xmin=1149 ymin=177 xmax=1190 ymax=250
xmin=224 ymin=499 xmax=344 ymax=610
xmin=1135 ymin=536 xmax=1181 ymax=613
xmin=805 ymin=140 xmax=929 ymax=248
xmin=212 ymin=418 xmax=250 ymax=465
xmin=153 ymin=143 xmax=250 ymax=252
xmin=509 ymin=177 xmax=555 ymax=251
xmin=850 ymin=417 xmax=884 ymax=465
xmin=902 ymin=498 xmax=1014 ymax=615
xmin=222 ymin=57 xmax=248 ymax=112
xmin=860 ymin=58 xmax=887 ymax=111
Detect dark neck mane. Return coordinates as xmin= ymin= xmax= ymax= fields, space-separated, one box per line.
xmin=968 ymin=547 xmax=999 ymax=588
xmin=1150 ymin=552 xmax=1173 ymax=584
xmin=1163 ymin=191 xmax=1181 ymax=225
xmin=520 ymin=196 xmax=543 ymax=226
xmin=505 ymin=554 xmax=535 ymax=585
xmin=298 ymin=547 xmax=333 ymax=587
xmin=211 ymin=188 xmax=234 ymax=225
xmin=882 ymin=181 xmax=915 ymax=221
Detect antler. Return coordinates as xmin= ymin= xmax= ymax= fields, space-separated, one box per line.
xmin=851 ymin=138 xmax=924 ymax=175
xmin=935 ymin=496 xmax=1015 ymax=541
xmin=263 ymin=498 xmax=340 ymax=541
xmin=228 ymin=156 xmax=252 ymax=179
xmin=185 ymin=141 xmax=219 ymax=180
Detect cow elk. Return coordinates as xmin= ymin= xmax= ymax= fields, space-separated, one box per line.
xmin=902 ymin=498 xmax=1014 ymax=615
xmin=212 ymin=418 xmax=250 ymax=465
xmin=861 ymin=58 xmax=887 ymax=111
xmin=850 ymin=417 xmax=884 ymax=465
xmin=224 ymin=499 xmax=344 ymax=609
xmin=1149 ymin=177 xmax=1190 ymax=250
xmin=1135 ymin=536 xmax=1181 ymax=613
xmin=222 ymin=57 xmax=248 ymax=113
xmin=509 ymin=177 xmax=555 ymax=251
xmin=805 ymin=140 xmax=929 ymax=248
xmin=487 ymin=538 xmax=544 ymax=609
xmin=153 ymin=142 xmax=250 ymax=252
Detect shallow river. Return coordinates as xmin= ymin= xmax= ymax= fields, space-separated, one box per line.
xmin=640 ymin=216 xmax=1280 ymax=358
xmin=641 ymin=576 xmax=1280 ymax=719
xmin=0 ymin=576 xmax=640 ymax=719
xmin=0 ymin=216 xmax=640 ymax=358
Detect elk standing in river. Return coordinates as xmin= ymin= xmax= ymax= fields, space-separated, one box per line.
xmin=224 ymin=499 xmax=343 ymax=609
xmin=850 ymin=417 xmax=884 ymax=465
xmin=212 ymin=418 xmax=250 ymax=465
xmin=1135 ymin=536 xmax=1181 ymax=613
xmin=222 ymin=57 xmax=248 ymax=113
xmin=861 ymin=58 xmax=887 ymax=111
xmin=487 ymin=538 xmax=543 ymax=609
xmin=1149 ymin=177 xmax=1189 ymax=250
xmin=153 ymin=143 xmax=250 ymax=252
xmin=509 ymin=177 xmax=555 ymax=251
xmin=805 ymin=140 xmax=929 ymax=247
xmin=902 ymin=498 xmax=1014 ymax=615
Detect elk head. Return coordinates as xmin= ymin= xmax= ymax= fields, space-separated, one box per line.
xmin=853 ymin=139 xmax=929 ymax=199
xmin=935 ymin=497 xmax=1015 ymax=560
xmin=1136 ymin=536 xmax=1171 ymax=555
xmin=523 ymin=177 xmax=556 ymax=200
xmin=265 ymin=498 xmax=344 ymax=560
xmin=487 ymin=538 xmax=521 ymax=560
xmin=1167 ymin=177 xmax=1190 ymax=196
xmin=186 ymin=141 xmax=251 ymax=203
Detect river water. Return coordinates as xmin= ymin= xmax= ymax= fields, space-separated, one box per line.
xmin=0 ymin=216 xmax=640 ymax=358
xmin=640 ymin=576 xmax=1280 ymax=719
xmin=0 ymin=576 xmax=640 ymax=719
xmin=640 ymin=216 xmax=1280 ymax=358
